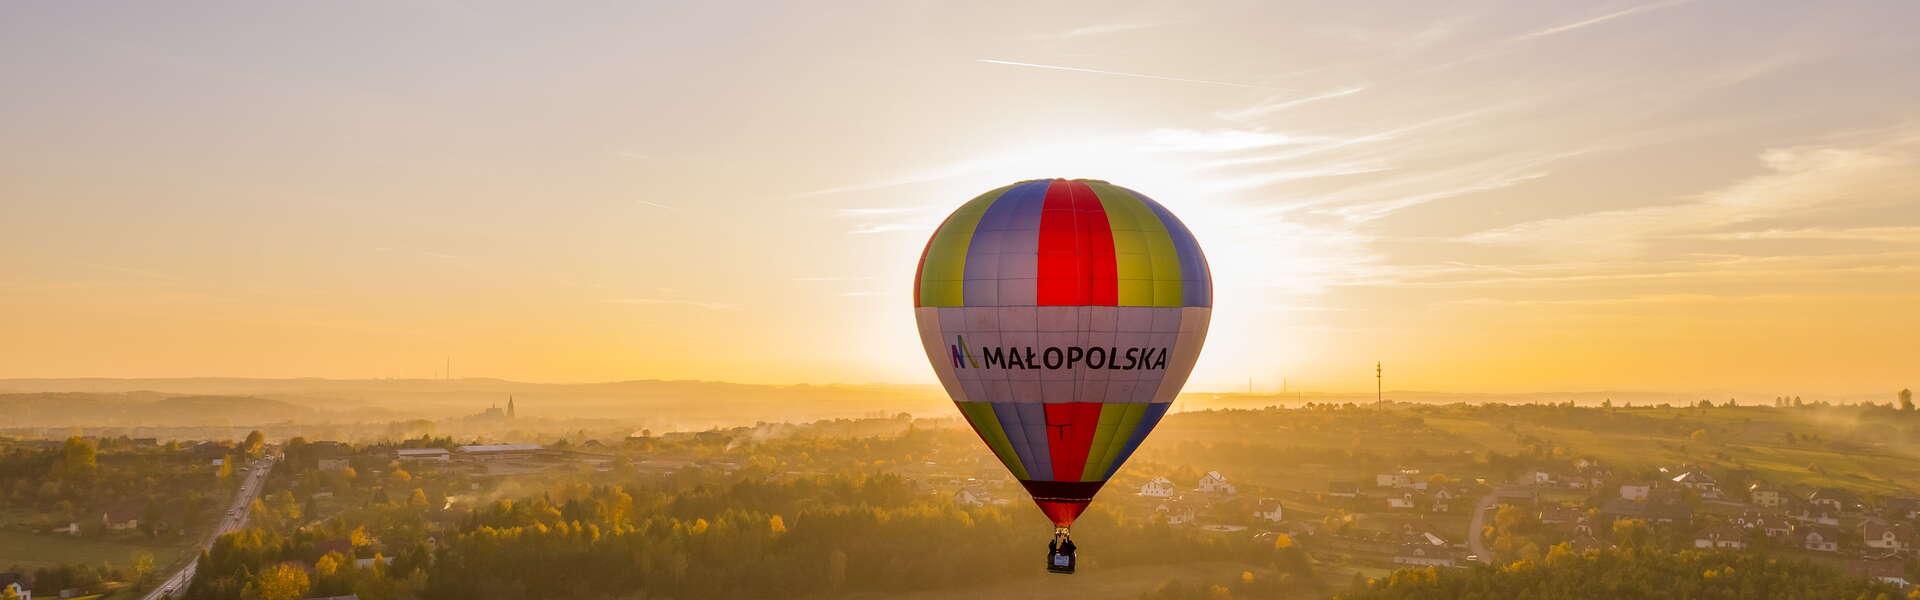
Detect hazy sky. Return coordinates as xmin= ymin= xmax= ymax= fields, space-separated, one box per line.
xmin=2 ymin=1 xmax=1916 ymax=394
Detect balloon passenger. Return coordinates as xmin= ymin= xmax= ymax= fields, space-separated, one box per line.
xmin=1047 ymin=531 xmax=1077 ymax=574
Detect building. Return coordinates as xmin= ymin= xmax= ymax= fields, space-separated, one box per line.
xmin=1693 ymin=524 xmax=1747 ymax=549
xmin=1748 ymin=482 xmax=1785 ymax=508
xmin=0 ymin=572 xmax=29 ymax=600
xmin=1619 ymin=482 xmax=1651 ymax=501
xmin=395 ymin=448 xmax=451 ymax=462
xmin=1375 ymin=469 xmax=1427 ymax=490
xmin=1387 ymin=493 xmax=1416 ymax=510
xmin=1197 ymin=471 xmax=1237 ymax=495
xmin=101 ymin=509 xmax=139 ymax=531
xmin=318 ymin=457 xmax=351 ymax=471
xmin=954 ymin=487 xmax=997 ymax=507
xmin=1802 ymin=526 xmax=1841 ymax=552
xmin=1328 ymin=481 xmax=1360 ymax=498
xmin=1731 ymin=512 xmax=1794 ymax=539
xmin=1863 ymin=521 xmax=1911 ymax=552
xmin=1790 ymin=507 xmax=1842 ymax=526
xmin=1670 ymin=469 xmax=1721 ymax=498
xmin=1155 ymin=502 xmax=1195 ymax=526
xmin=1882 ymin=497 xmax=1920 ymax=520
xmin=1254 ymin=498 xmax=1285 ymax=523
xmin=1808 ymin=488 xmax=1860 ymax=513
xmin=455 ymin=444 xmax=542 ymax=461
xmin=1139 ymin=477 xmax=1175 ymax=498
xmin=1392 ymin=543 xmax=1455 ymax=567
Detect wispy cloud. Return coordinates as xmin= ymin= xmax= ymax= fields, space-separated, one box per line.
xmin=976 ymin=59 xmax=1270 ymax=89
xmin=1466 ymin=127 xmax=1920 ymax=252
xmin=1678 ymin=227 xmax=1920 ymax=243
xmin=635 ymin=200 xmax=678 ymax=211
xmin=1028 ymin=22 xmax=1166 ymax=40
xmin=1217 ymin=86 xmax=1368 ymax=122
xmin=1512 ymin=0 xmax=1692 ymax=41
xmin=601 ymin=297 xmax=738 ymax=310
xmin=1139 ymin=129 xmax=1310 ymax=153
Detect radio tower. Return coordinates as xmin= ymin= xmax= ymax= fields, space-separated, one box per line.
xmin=1376 ymin=361 xmax=1383 ymax=407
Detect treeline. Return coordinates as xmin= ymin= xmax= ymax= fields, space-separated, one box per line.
xmin=1336 ymin=546 xmax=1903 ymax=600
xmin=187 ymin=470 xmax=1283 ymax=599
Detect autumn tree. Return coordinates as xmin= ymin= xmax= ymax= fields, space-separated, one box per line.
xmin=246 ymin=562 xmax=310 ymax=600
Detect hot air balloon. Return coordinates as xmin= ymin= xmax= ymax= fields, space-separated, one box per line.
xmin=913 ymin=178 xmax=1211 ymax=573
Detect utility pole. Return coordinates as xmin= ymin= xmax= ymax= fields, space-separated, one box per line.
xmin=1376 ymin=361 xmax=1383 ymax=407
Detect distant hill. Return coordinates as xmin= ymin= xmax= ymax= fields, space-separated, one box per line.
xmin=0 ymin=378 xmax=954 ymax=430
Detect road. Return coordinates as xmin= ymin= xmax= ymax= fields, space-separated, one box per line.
xmin=141 ymin=454 xmax=276 ymax=600
xmin=1466 ymin=491 xmax=1498 ymax=564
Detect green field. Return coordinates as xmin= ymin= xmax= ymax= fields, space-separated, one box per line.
xmin=0 ymin=529 xmax=188 ymax=570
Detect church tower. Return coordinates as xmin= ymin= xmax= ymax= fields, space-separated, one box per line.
xmin=507 ymin=396 xmax=516 ymax=418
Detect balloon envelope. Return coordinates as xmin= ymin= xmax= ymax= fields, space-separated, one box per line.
xmin=913 ymin=178 xmax=1212 ymax=527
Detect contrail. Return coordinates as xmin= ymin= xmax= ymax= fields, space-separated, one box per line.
xmin=1513 ymin=0 xmax=1692 ymax=41
xmin=977 ymin=59 xmax=1269 ymax=89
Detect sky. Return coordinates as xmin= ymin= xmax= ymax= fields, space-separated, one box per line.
xmin=1 ymin=1 xmax=1916 ymax=395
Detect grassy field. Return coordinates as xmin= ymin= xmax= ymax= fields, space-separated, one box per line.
xmin=0 ymin=529 xmax=188 ymax=570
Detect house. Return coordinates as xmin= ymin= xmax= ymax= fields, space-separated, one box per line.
xmin=1375 ymin=469 xmax=1427 ymax=490
xmin=1538 ymin=505 xmax=1584 ymax=525
xmin=318 ymin=457 xmax=351 ymax=471
xmin=1327 ymin=481 xmax=1360 ymax=498
xmin=1846 ymin=561 xmax=1912 ymax=589
xmin=1139 ymin=477 xmax=1176 ymax=498
xmin=1670 ymin=469 xmax=1721 ymax=498
xmin=1387 ymin=493 xmax=1416 ymax=510
xmin=1522 ymin=470 xmax=1553 ymax=486
xmin=395 ymin=448 xmax=451 ymax=462
xmin=1790 ymin=507 xmax=1842 ymax=526
xmin=1881 ymin=497 xmax=1920 ymax=520
xmin=1862 ymin=521 xmax=1911 ymax=552
xmin=50 ymin=522 xmax=79 ymax=536
xmin=1598 ymin=497 xmax=1690 ymax=524
xmin=1748 ymin=482 xmax=1785 ymax=508
xmin=1197 ymin=471 xmax=1237 ymax=495
xmin=1808 ymin=488 xmax=1861 ymax=513
xmin=101 ymin=509 xmax=139 ymax=531
xmin=1802 ymin=526 xmax=1841 ymax=552
xmin=1731 ymin=512 xmax=1793 ymax=539
xmin=455 ymin=444 xmax=543 ymax=461
xmin=953 ymin=487 xmax=997 ymax=508
xmin=1693 ymin=524 xmax=1747 ymax=549
xmin=1253 ymin=498 xmax=1285 ymax=523
xmin=0 ymin=572 xmax=29 ymax=600
xmin=1392 ymin=543 xmax=1455 ymax=567
xmin=353 ymin=557 xmax=394 ymax=569
xmin=1155 ymin=502 xmax=1196 ymax=526
xmin=1619 ymin=482 xmax=1652 ymax=501
xmin=1431 ymin=487 xmax=1463 ymax=512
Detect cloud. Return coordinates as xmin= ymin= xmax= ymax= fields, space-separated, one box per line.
xmin=601 ymin=297 xmax=738 ymax=310
xmin=1139 ymin=128 xmax=1311 ymax=153
xmin=635 ymin=200 xmax=678 ymax=211
xmin=1217 ymin=86 xmax=1368 ymax=122
xmin=1465 ymin=127 xmax=1920 ymax=253
xmin=1029 ymin=22 xmax=1166 ymax=40
xmin=1512 ymin=0 xmax=1693 ymax=41
xmin=976 ymin=59 xmax=1270 ymax=89
xmin=1678 ymin=227 xmax=1920 ymax=243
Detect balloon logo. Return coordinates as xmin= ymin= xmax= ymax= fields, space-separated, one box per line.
xmin=914 ymin=178 xmax=1212 ymax=532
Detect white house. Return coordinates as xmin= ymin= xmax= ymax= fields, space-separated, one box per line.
xmin=1746 ymin=482 xmax=1783 ymax=508
xmin=1523 ymin=470 xmax=1553 ymax=486
xmin=1254 ymin=498 xmax=1285 ymax=523
xmin=1197 ymin=471 xmax=1237 ymax=495
xmin=1863 ymin=521 xmax=1910 ymax=552
xmin=1155 ymin=502 xmax=1196 ymax=526
xmin=1139 ymin=477 xmax=1176 ymax=498
xmin=1670 ymin=470 xmax=1721 ymax=499
xmin=1790 ymin=508 xmax=1842 ymax=526
xmin=1392 ymin=544 xmax=1455 ymax=567
xmin=395 ymin=448 xmax=451 ymax=462
xmin=1693 ymin=524 xmax=1746 ymax=549
xmin=954 ymin=487 xmax=994 ymax=508
xmin=1619 ymin=482 xmax=1651 ymax=501
xmin=1803 ymin=527 xmax=1840 ymax=552
xmin=0 ymin=572 xmax=29 ymax=600
xmin=1387 ymin=493 xmax=1416 ymax=510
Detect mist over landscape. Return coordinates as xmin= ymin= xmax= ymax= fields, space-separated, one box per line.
xmin=5 ymin=0 xmax=1919 ymax=599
